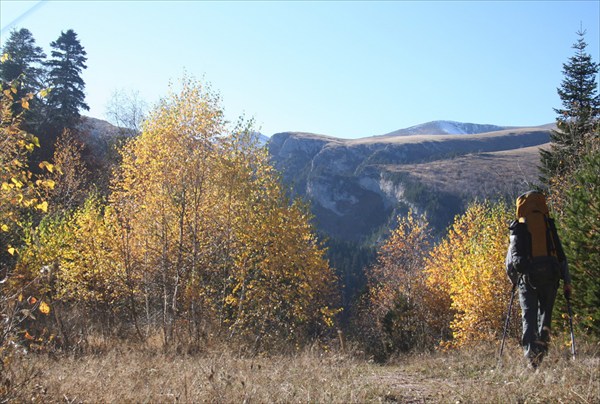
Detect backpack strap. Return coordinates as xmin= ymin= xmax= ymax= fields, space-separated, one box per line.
xmin=546 ymin=217 xmax=566 ymax=262
xmin=544 ymin=215 xmax=556 ymax=257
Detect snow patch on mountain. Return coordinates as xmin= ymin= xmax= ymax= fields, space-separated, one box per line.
xmin=382 ymin=120 xmax=510 ymax=137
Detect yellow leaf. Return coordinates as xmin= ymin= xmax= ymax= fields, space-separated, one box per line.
xmin=1 ymin=53 xmax=9 ymax=63
xmin=38 ymin=161 xmax=54 ymax=173
xmin=39 ymin=301 xmax=50 ymax=315
xmin=21 ymin=99 xmax=29 ymax=110
xmin=18 ymin=293 xmax=23 ymax=302
xmin=45 ymin=179 xmax=56 ymax=189
xmin=1 ymin=224 xmax=8 ymax=232
xmin=36 ymin=201 xmax=48 ymax=212
xmin=11 ymin=177 xmax=24 ymax=188
xmin=8 ymin=247 xmax=16 ymax=256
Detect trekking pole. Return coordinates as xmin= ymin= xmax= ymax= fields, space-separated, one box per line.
xmin=565 ymin=295 xmax=576 ymax=360
xmin=500 ymin=281 xmax=518 ymax=357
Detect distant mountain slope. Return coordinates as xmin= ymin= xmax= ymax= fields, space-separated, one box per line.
xmin=268 ymin=123 xmax=552 ymax=242
xmin=251 ymin=132 xmax=270 ymax=146
xmin=385 ymin=145 xmax=546 ymax=200
xmin=380 ymin=120 xmax=512 ymax=137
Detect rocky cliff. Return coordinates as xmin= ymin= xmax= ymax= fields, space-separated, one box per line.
xmin=268 ymin=124 xmax=552 ymax=242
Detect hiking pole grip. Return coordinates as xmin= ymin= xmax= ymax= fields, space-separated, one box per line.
xmin=500 ymin=282 xmax=517 ymax=357
xmin=566 ymin=295 xmax=576 ymax=360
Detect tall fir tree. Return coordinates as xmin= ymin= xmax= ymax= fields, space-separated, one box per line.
xmin=540 ymin=29 xmax=600 ymax=182
xmin=44 ymin=29 xmax=89 ymax=131
xmin=542 ymin=29 xmax=600 ymax=339
xmin=560 ymin=144 xmax=600 ymax=336
xmin=0 ymin=28 xmax=46 ymax=118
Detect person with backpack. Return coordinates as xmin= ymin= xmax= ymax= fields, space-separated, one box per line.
xmin=505 ymin=191 xmax=572 ymax=368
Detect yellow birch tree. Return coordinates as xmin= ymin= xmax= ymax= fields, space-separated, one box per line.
xmin=424 ymin=201 xmax=516 ymax=347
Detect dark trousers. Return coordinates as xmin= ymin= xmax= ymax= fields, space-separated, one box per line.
xmin=518 ymin=274 xmax=558 ymax=360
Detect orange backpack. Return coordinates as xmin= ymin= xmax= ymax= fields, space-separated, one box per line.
xmin=516 ymin=191 xmax=556 ymax=258
xmin=508 ymin=191 xmax=566 ymax=275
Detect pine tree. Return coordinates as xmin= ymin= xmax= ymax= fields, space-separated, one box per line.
xmin=561 ymin=142 xmax=600 ymax=336
xmin=540 ymin=29 xmax=600 ymax=182
xmin=44 ymin=29 xmax=89 ymax=131
xmin=0 ymin=28 xmax=46 ymax=117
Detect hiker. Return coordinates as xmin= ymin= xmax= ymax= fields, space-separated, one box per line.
xmin=505 ymin=191 xmax=572 ymax=368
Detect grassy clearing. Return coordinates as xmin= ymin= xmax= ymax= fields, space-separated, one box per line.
xmin=5 ymin=338 xmax=599 ymax=403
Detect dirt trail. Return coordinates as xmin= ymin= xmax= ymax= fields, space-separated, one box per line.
xmin=367 ymin=370 xmax=458 ymax=403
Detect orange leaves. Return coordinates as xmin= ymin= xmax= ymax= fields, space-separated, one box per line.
xmin=39 ymin=301 xmax=51 ymax=315
xmin=364 ymin=201 xmax=516 ymax=352
xmin=361 ymin=211 xmax=435 ymax=352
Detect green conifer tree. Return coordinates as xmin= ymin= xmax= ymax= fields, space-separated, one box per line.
xmin=0 ymin=28 xmax=46 ymax=117
xmin=44 ymin=29 xmax=89 ymax=131
xmin=540 ymin=29 xmax=600 ymax=182
xmin=561 ymin=144 xmax=600 ymax=336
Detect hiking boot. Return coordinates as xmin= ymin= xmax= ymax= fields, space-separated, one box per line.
xmin=529 ymin=352 xmax=543 ymax=369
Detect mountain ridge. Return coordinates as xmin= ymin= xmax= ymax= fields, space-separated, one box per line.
xmin=380 ymin=120 xmax=512 ymax=137
xmin=269 ymin=120 xmax=555 ymax=141
xmin=268 ymin=122 xmax=552 ymax=242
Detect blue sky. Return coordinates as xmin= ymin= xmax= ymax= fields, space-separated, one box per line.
xmin=1 ymin=1 xmax=599 ymax=139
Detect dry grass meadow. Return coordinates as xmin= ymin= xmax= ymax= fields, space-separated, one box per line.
xmin=4 ymin=334 xmax=599 ymax=403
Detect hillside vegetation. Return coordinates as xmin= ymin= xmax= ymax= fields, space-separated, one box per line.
xmin=386 ymin=144 xmax=545 ymax=200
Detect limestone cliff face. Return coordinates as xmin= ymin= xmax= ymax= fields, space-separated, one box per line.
xmin=268 ymin=125 xmax=552 ymax=242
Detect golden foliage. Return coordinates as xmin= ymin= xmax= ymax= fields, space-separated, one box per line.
xmin=424 ymin=201 xmax=514 ymax=347
xmin=47 ymin=129 xmax=89 ymax=212
xmin=0 ymin=82 xmax=53 ymax=255
xmin=104 ymin=76 xmax=338 ymax=347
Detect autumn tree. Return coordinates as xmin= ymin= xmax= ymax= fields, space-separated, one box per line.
xmin=359 ymin=211 xmax=434 ymax=358
xmin=6 ymin=75 xmax=338 ymax=351
xmin=424 ymin=201 xmax=516 ymax=347
xmin=0 ymin=80 xmax=53 ymax=274
xmin=109 ymin=77 xmax=224 ymax=345
xmin=109 ymin=76 xmax=338 ymax=349
xmin=1 ymin=80 xmax=54 ymax=381
xmin=47 ymin=129 xmax=90 ymax=213
xmin=218 ymin=129 xmax=338 ymax=348
xmin=13 ymin=194 xmax=143 ymax=347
